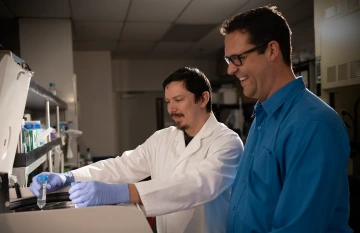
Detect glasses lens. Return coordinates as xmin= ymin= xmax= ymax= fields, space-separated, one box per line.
xmin=224 ymin=57 xmax=230 ymax=64
xmin=230 ymin=55 xmax=242 ymax=66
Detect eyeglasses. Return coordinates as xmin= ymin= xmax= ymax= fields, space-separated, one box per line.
xmin=224 ymin=42 xmax=268 ymax=66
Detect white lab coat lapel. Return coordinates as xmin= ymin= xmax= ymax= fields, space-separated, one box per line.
xmin=175 ymin=130 xmax=186 ymax=156
xmin=173 ymin=113 xmax=218 ymax=170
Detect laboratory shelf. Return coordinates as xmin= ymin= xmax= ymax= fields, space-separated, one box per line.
xmin=12 ymin=136 xmax=66 ymax=186
xmin=13 ymin=137 xmax=64 ymax=167
xmin=26 ymin=80 xmax=67 ymax=111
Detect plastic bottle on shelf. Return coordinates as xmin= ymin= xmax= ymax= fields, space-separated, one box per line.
xmin=20 ymin=119 xmax=29 ymax=153
xmin=48 ymin=82 xmax=57 ymax=96
xmin=86 ymin=148 xmax=93 ymax=165
xmin=79 ymin=153 xmax=85 ymax=167
xmin=24 ymin=120 xmax=41 ymax=150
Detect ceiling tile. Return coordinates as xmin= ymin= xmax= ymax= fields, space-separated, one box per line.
xmin=5 ymin=0 xmax=70 ymax=18
xmin=161 ymin=24 xmax=216 ymax=42
xmin=74 ymin=21 xmax=122 ymax=41
xmin=1 ymin=0 xmax=315 ymax=59
xmin=128 ymin=0 xmax=190 ymax=23
xmin=70 ymin=0 xmax=130 ymax=21
xmin=121 ymin=23 xmax=171 ymax=42
xmin=177 ymin=0 xmax=248 ymax=24
xmin=73 ymin=41 xmax=117 ymax=51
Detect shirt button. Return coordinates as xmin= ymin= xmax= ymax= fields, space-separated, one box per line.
xmin=242 ymin=178 xmax=245 ymax=183
xmin=258 ymin=126 xmax=261 ymax=130
xmin=251 ymin=152 xmax=254 ymax=157
xmin=232 ymin=206 xmax=236 ymax=210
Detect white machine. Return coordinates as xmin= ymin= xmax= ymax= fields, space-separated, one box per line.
xmin=0 ymin=51 xmax=152 ymax=233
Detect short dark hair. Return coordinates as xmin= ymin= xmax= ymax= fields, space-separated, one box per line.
xmin=220 ymin=5 xmax=292 ymax=67
xmin=162 ymin=67 xmax=212 ymax=112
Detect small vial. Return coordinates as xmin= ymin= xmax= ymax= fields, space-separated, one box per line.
xmin=37 ymin=175 xmax=49 ymax=209
xmin=71 ymin=182 xmax=81 ymax=186
xmin=71 ymin=182 xmax=81 ymax=208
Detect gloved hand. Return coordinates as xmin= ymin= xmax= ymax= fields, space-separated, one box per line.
xmin=69 ymin=181 xmax=130 ymax=208
xmin=29 ymin=172 xmax=74 ymax=196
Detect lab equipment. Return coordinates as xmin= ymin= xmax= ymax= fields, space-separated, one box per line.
xmin=23 ymin=121 xmax=43 ymax=150
xmin=0 ymin=51 xmax=32 ymax=177
xmin=218 ymin=84 xmax=237 ymax=104
xmin=37 ymin=175 xmax=48 ymax=209
xmin=86 ymin=148 xmax=93 ymax=165
xmin=64 ymin=129 xmax=83 ymax=159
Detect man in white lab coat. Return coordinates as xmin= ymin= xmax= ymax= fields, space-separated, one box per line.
xmin=30 ymin=67 xmax=244 ymax=233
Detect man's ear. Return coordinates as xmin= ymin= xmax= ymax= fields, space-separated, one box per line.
xmin=268 ymin=41 xmax=280 ymax=62
xmin=201 ymin=91 xmax=210 ymax=107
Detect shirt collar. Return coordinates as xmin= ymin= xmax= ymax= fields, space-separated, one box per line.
xmin=255 ymin=77 xmax=305 ymax=117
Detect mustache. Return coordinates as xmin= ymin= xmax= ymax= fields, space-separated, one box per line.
xmin=171 ymin=113 xmax=184 ymax=118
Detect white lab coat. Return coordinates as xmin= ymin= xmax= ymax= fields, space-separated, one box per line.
xmin=71 ymin=113 xmax=243 ymax=233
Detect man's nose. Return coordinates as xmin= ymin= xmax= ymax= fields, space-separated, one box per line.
xmin=227 ymin=62 xmax=239 ymax=75
xmin=168 ymin=102 xmax=176 ymax=112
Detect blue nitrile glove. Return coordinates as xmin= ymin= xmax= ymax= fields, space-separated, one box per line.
xmin=68 ymin=181 xmax=130 ymax=208
xmin=29 ymin=172 xmax=74 ymax=196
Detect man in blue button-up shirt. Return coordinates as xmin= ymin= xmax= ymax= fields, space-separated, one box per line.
xmin=220 ymin=5 xmax=352 ymax=233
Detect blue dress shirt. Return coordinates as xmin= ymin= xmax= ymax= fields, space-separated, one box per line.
xmin=227 ymin=77 xmax=352 ymax=233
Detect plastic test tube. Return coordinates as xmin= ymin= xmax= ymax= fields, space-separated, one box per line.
xmin=37 ymin=175 xmax=49 ymax=209
xmin=71 ymin=182 xmax=81 ymax=208
xmin=71 ymin=182 xmax=81 ymax=186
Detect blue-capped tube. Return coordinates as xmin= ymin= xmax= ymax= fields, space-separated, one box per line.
xmin=71 ymin=182 xmax=81 ymax=208
xmin=37 ymin=175 xmax=49 ymax=209
xmin=71 ymin=181 xmax=81 ymax=186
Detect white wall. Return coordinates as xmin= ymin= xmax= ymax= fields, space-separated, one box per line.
xmin=19 ymin=19 xmax=79 ymax=164
xmin=112 ymin=59 xmax=217 ymax=153
xmin=112 ymin=59 xmax=217 ymax=91
xmin=19 ymin=19 xmax=75 ymax=106
xmin=74 ymin=51 xmax=117 ymax=157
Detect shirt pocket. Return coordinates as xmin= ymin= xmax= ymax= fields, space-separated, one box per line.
xmin=251 ymin=146 xmax=277 ymax=187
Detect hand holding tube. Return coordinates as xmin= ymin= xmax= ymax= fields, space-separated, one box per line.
xmin=29 ymin=172 xmax=74 ymax=196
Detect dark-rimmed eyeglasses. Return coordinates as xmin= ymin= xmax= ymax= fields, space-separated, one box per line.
xmin=224 ymin=42 xmax=268 ymax=66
